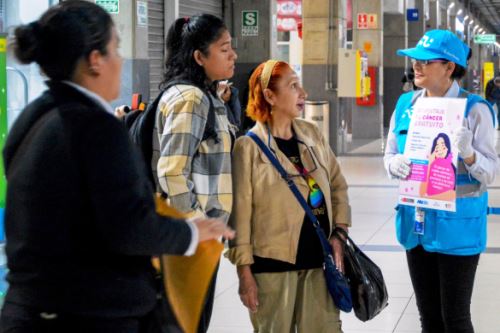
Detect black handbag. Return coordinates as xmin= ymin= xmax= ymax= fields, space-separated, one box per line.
xmin=247 ymin=132 xmax=353 ymax=313
xmin=333 ymin=228 xmax=389 ymax=321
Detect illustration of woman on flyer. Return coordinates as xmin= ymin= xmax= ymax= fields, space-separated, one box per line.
xmin=420 ymin=133 xmax=457 ymax=201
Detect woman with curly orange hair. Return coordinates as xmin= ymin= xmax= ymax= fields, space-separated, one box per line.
xmin=227 ymin=60 xmax=351 ymax=332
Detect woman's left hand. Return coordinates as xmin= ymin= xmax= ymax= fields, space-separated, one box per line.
xmin=453 ymin=127 xmax=474 ymax=160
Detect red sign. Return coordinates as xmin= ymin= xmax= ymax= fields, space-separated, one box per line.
xmin=277 ymin=0 xmax=302 ymax=18
xmin=357 ymin=13 xmax=368 ymax=29
xmin=277 ymin=17 xmax=301 ymax=31
xmin=367 ymin=14 xmax=378 ymax=29
xmin=277 ymin=0 xmax=301 ymax=31
xmin=358 ymin=13 xmax=377 ymax=29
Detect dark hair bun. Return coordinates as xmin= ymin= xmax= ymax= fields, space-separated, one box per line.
xmin=14 ymin=21 xmax=42 ymax=64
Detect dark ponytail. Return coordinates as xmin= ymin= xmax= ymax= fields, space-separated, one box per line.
xmin=165 ymin=19 xmax=187 ymax=63
xmin=161 ymin=14 xmax=227 ymax=90
xmin=14 ymin=22 xmax=42 ymax=64
xmin=12 ymin=0 xmax=113 ymax=81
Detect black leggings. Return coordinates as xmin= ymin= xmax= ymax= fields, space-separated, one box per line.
xmin=406 ymin=246 xmax=480 ymax=333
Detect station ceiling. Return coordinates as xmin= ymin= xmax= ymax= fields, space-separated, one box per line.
xmin=468 ymin=0 xmax=500 ymax=34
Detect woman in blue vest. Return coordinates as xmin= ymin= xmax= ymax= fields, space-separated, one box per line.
xmin=384 ymin=30 xmax=498 ymax=333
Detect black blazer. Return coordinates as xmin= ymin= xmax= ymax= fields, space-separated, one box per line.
xmin=3 ymin=81 xmax=191 ymax=317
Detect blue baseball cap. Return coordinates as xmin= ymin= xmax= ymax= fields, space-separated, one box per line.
xmin=397 ymin=30 xmax=470 ymax=68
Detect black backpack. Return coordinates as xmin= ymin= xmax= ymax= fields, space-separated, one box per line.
xmin=124 ymin=81 xmax=217 ymax=188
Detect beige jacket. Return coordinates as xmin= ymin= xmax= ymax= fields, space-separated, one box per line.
xmin=227 ymin=119 xmax=351 ymax=266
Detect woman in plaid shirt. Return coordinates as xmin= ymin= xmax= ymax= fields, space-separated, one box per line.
xmin=152 ymin=14 xmax=238 ymax=333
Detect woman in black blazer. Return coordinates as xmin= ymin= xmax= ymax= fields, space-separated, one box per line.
xmin=0 ymin=2 xmax=233 ymax=332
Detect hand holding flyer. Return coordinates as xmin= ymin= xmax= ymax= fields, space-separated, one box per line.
xmin=398 ymin=97 xmax=466 ymax=212
xmin=453 ymin=126 xmax=475 ymax=159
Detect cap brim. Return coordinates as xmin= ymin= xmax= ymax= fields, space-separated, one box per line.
xmin=396 ymin=47 xmax=444 ymax=61
xmin=397 ymin=47 xmax=467 ymax=67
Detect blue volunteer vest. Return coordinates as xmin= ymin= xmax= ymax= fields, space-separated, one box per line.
xmin=394 ymin=89 xmax=496 ymax=255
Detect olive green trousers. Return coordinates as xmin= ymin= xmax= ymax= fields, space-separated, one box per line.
xmin=250 ymin=268 xmax=343 ymax=333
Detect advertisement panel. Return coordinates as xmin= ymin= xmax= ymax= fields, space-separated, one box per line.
xmin=0 ymin=34 xmax=7 ymax=240
xmin=483 ymin=62 xmax=494 ymax=96
xmin=398 ymin=97 xmax=466 ymax=212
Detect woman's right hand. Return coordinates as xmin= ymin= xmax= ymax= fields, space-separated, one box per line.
xmin=193 ymin=218 xmax=235 ymax=242
xmin=237 ymin=265 xmax=259 ymax=312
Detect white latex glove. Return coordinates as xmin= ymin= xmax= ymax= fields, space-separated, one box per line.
xmin=453 ymin=127 xmax=474 ymax=159
xmin=389 ymin=154 xmax=411 ymax=179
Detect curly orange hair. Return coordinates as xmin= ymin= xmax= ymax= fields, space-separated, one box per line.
xmin=246 ymin=61 xmax=292 ymax=123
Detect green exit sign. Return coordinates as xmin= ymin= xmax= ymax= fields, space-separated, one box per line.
xmin=242 ymin=10 xmax=259 ymax=36
xmin=95 ymin=0 xmax=119 ymax=14
xmin=473 ymin=34 xmax=496 ymax=44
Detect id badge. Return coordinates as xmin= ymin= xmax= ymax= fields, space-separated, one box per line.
xmin=414 ymin=208 xmax=425 ymax=235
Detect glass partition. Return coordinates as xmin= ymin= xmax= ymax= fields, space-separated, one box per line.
xmin=4 ymin=0 xmax=57 ymax=127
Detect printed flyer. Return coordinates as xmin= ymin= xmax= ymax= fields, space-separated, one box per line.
xmin=398 ymin=97 xmax=466 ymax=212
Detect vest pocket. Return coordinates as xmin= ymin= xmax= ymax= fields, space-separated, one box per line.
xmin=395 ymin=205 xmax=418 ymax=248
xmin=433 ymin=197 xmax=486 ymax=253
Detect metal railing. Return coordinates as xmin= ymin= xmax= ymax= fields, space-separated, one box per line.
xmin=7 ymin=66 xmax=29 ymax=106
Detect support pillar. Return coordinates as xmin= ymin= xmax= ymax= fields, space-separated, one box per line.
xmin=97 ymin=0 xmax=150 ymax=106
xmin=439 ymin=3 xmax=447 ymax=30
xmin=407 ymin=0 xmax=425 ymax=49
xmin=383 ymin=7 xmax=407 ymax=128
xmin=449 ymin=14 xmax=456 ymax=32
xmin=302 ymin=0 xmax=345 ymax=152
xmin=351 ymin=0 xmax=383 ymax=141
xmin=428 ymin=0 xmax=439 ymax=29
xmin=225 ymin=0 xmax=275 ymax=101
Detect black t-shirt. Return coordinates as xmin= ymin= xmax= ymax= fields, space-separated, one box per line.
xmin=251 ymin=136 xmax=330 ymax=274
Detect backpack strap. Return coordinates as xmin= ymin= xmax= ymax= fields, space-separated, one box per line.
xmin=203 ymin=93 xmax=218 ymax=142
xmin=163 ymin=80 xmax=218 ymax=142
xmin=122 ymin=91 xmax=165 ymax=189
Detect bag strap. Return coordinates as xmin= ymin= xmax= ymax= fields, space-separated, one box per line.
xmin=331 ymin=227 xmax=354 ymax=248
xmin=247 ymin=131 xmax=335 ymax=261
xmin=163 ymin=81 xmax=218 ymax=142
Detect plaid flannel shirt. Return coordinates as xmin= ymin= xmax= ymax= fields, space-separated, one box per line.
xmin=152 ymin=85 xmax=232 ymax=223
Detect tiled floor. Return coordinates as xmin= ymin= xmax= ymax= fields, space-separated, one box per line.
xmin=0 ymin=154 xmax=497 ymax=332
xmin=208 ymin=156 xmax=500 ymax=333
